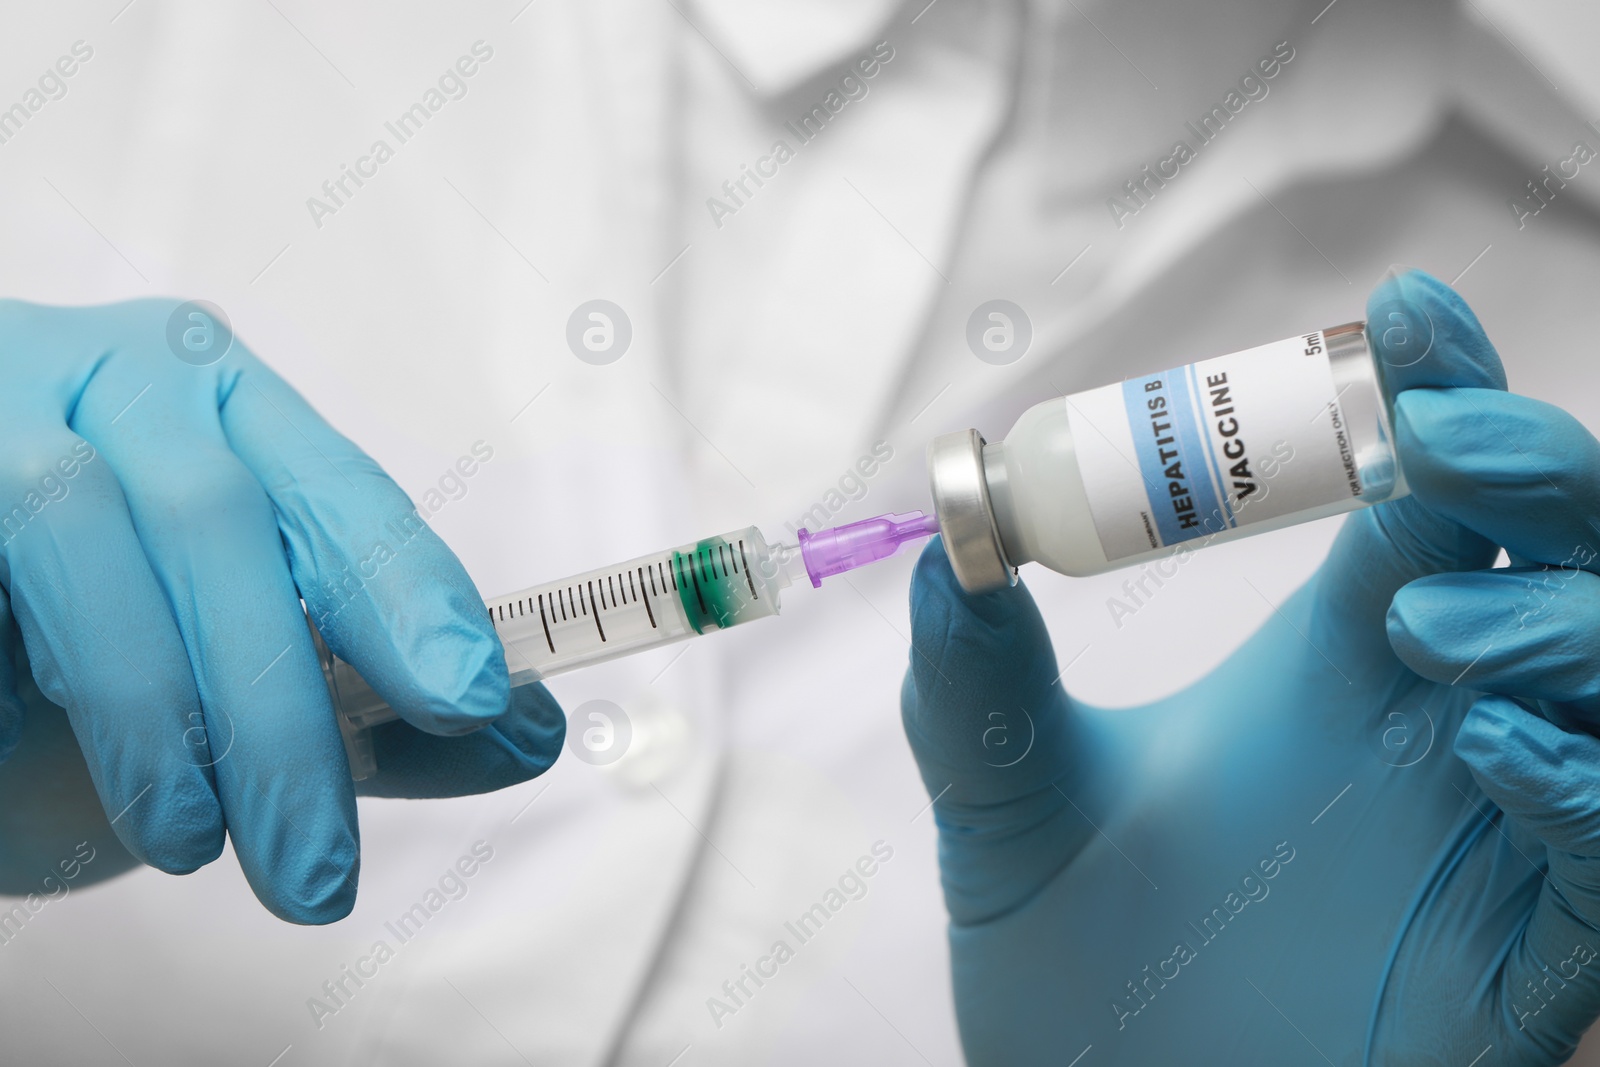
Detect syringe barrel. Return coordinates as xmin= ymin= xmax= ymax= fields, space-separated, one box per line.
xmin=314 ymin=525 xmax=787 ymax=779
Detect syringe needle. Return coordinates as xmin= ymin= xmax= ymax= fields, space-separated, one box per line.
xmin=794 ymin=511 xmax=941 ymax=587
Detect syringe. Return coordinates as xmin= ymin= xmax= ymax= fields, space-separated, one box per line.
xmin=313 ymin=511 xmax=938 ymax=778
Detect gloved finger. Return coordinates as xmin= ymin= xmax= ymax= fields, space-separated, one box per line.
xmin=1367 ymin=268 xmax=1508 ymax=394
xmin=0 ymin=429 xmax=224 ymax=874
xmin=1310 ymin=269 xmax=1504 ymax=666
xmin=1388 ymin=568 xmax=1600 ymax=720
xmin=217 ymin=347 xmax=507 ymax=737
xmin=1454 ymin=696 xmax=1600 ymax=1058
xmin=71 ymin=341 xmax=358 ymax=923
xmin=901 ymin=537 xmax=1102 ymax=925
xmin=1394 ymin=387 xmax=1600 ymax=571
xmin=357 ymin=682 xmax=564 ymax=798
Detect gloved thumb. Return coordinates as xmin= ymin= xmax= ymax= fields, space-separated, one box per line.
xmin=901 ymin=538 xmax=1104 ymax=925
xmin=1454 ymin=695 xmax=1600 ymax=1060
xmin=356 ymin=681 xmax=565 ymax=799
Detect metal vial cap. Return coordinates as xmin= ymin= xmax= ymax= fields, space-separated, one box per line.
xmin=926 ymin=429 xmax=1016 ymax=594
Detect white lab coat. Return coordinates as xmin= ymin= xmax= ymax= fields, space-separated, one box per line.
xmin=2 ymin=1 xmax=1599 ymax=1064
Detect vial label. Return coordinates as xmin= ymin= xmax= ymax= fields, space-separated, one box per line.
xmin=1066 ymin=330 xmax=1363 ymax=561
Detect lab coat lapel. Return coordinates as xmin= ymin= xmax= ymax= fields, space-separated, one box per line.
xmin=674 ymin=1 xmax=1020 ymax=504
xmin=689 ymin=0 xmax=905 ymax=97
xmin=889 ymin=0 xmax=1461 ymax=430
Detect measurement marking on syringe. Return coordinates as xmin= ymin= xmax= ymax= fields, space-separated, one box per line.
xmin=608 ymin=574 xmax=618 ymax=607
xmin=738 ymin=539 xmax=758 ymax=598
xmin=637 ymin=566 xmax=657 ymax=628
xmin=537 ymin=594 xmax=554 ymax=653
xmin=587 ymin=580 xmax=606 ymax=641
xmin=677 ymin=555 xmax=707 ymax=617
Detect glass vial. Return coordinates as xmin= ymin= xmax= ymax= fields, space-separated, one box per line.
xmin=928 ymin=322 xmax=1404 ymax=593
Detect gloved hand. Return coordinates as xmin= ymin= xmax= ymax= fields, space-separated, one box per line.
xmin=902 ymin=270 xmax=1600 ymax=1064
xmin=0 ymin=299 xmax=563 ymax=923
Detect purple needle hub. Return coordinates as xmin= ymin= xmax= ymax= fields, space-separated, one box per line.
xmin=795 ymin=510 xmax=941 ymax=588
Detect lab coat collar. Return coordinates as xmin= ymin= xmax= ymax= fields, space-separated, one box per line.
xmin=688 ymin=0 xmax=903 ymax=96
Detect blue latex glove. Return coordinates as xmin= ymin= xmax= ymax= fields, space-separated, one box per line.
xmin=0 ymin=299 xmax=563 ymax=922
xmin=902 ymin=270 xmax=1600 ymax=1064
